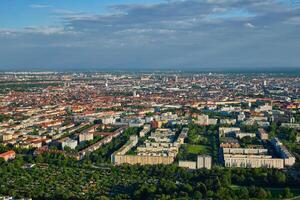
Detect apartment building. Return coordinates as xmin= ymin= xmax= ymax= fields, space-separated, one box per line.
xmin=223 ymin=154 xmax=284 ymax=169
xmin=112 ymin=128 xmax=186 ymax=165
xmin=79 ymin=132 xmax=94 ymax=143
xmin=61 ymin=138 xmax=78 ymax=150
xmin=197 ymin=155 xmax=212 ymax=169
xmin=139 ymin=124 xmax=151 ymax=137
xmin=271 ymin=138 xmax=295 ymax=166
xmin=220 ymin=119 xmax=237 ymax=125
xmin=234 ymin=132 xmax=256 ymax=139
xmin=222 ymin=148 xmax=268 ymax=155
xmin=179 ymin=155 xmax=212 ymax=170
xmin=219 ymin=127 xmax=240 ymax=137
xmin=257 ymin=128 xmax=269 ymax=140
xmin=195 ymin=114 xmax=218 ymax=126
xmin=178 ymin=161 xmax=197 ymax=169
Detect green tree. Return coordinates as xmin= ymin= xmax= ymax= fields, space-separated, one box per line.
xmin=283 ymin=187 xmax=293 ymax=199
xmin=193 ymin=191 xmax=202 ymax=199
xmin=238 ymin=187 xmax=249 ymax=199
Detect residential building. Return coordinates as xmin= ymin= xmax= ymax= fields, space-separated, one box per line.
xmin=79 ymin=132 xmax=94 ymax=143
xmin=197 ymin=155 xmax=212 ymax=169
xmin=0 ymin=150 xmax=16 ymax=161
xmin=61 ymin=138 xmax=78 ymax=150
xmin=257 ymin=128 xmax=269 ymax=140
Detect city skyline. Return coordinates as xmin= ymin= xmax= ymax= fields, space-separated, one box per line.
xmin=1 ymin=0 xmax=300 ymax=70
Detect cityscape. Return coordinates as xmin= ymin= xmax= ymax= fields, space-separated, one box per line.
xmin=1 ymin=0 xmax=300 ymax=199
xmin=0 ymin=72 xmax=299 ymax=199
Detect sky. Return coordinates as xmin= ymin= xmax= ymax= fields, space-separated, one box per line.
xmin=0 ymin=0 xmax=300 ymax=71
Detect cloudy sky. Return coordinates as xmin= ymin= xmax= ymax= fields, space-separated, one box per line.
xmin=0 ymin=0 xmax=300 ymax=71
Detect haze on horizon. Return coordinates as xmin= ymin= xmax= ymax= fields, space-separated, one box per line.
xmin=0 ymin=0 xmax=300 ymax=71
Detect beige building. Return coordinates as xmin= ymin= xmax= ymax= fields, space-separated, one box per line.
xmin=61 ymin=138 xmax=78 ymax=150
xmin=220 ymin=119 xmax=236 ymax=125
xmin=234 ymin=132 xmax=256 ymax=139
xmin=257 ymin=128 xmax=269 ymax=140
xmin=0 ymin=133 xmax=13 ymax=142
xmin=271 ymin=138 xmax=295 ymax=166
xmin=197 ymin=155 xmax=212 ymax=169
xmin=222 ymin=148 xmax=268 ymax=155
xmin=179 ymin=160 xmax=197 ymax=169
xmin=179 ymin=155 xmax=212 ymax=170
xmin=112 ymin=128 xmax=187 ymax=166
xmin=219 ymin=127 xmax=240 ymax=137
xmin=79 ymin=132 xmax=94 ymax=143
xmin=195 ymin=114 xmax=209 ymax=125
xmin=195 ymin=115 xmax=217 ymax=126
xmin=223 ymin=154 xmax=284 ymax=169
xmin=139 ymin=125 xmax=151 ymax=137
xmin=113 ymin=154 xmax=174 ymax=165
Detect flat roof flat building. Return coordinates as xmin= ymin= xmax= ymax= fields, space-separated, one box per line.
xmin=223 ymin=154 xmax=284 ymax=169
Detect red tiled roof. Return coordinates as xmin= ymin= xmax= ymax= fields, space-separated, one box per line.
xmin=0 ymin=150 xmax=16 ymax=157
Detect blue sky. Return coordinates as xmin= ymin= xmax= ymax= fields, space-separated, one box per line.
xmin=0 ymin=0 xmax=163 ymax=28
xmin=0 ymin=0 xmax=300 ymax=71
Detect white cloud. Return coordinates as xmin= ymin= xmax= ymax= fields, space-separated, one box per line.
xmin=212 ymin=7 xmax=227 ymax=12
xmin=30 ymin=4 xmax=52 ymax=9
xmin=0 ymin=26 xmax=77 ymax=36
xmin=0 ymin=0 xmax=300 ymax=70
xmin=285 ymin=16 xmax=300 ymax=24
xmin=244 ymin=22 xmax=255 ymax=28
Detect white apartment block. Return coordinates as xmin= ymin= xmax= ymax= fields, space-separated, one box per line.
xmin=223 ymin=154 xmax=284 ymax=169
xmin=179 ymin=161 xmax=197 ymax=169
xmin=234 ymin=132 xmax=256 ymax=139
xmin=61 ymin=138 xmax=78 ymax=150
xmin=197 ymin=155 xmax=212 ymax=169
xmin=219 ymin=127 xmax=240 ymax=137
xmin=222 ymin=148 xmax=268 ymax=155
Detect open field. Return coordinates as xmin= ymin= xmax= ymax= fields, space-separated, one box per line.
xmin=184 ymin=144 xmax=211 ymax=155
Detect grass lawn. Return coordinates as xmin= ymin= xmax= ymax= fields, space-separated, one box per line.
xmin=185 ymin=144 xmax=211 ymax=155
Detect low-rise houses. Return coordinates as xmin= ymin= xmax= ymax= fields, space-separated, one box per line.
xmin=101 ymin=117 xmax=116 ymax=125
xmin=220 ymin=137 xmax=240 ymax=148
xmin=0 ymin=72 xmax=299 ymax=172
xmin=0 ymin=150 xmax=16 ymax=161
xmin=220 ymin=119 xmax=236 ymax=125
